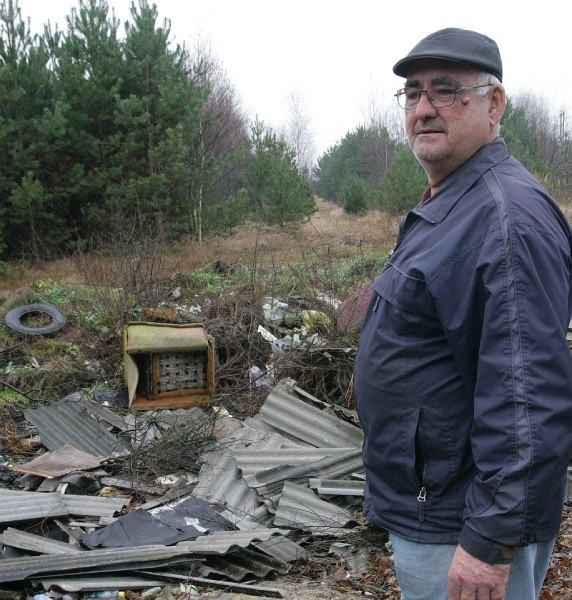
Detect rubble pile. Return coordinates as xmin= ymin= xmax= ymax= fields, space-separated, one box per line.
xmin=0 ymin=379 xmax=370 ymax=599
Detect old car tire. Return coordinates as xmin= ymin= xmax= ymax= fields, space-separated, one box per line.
xmin=4 ymin=303 xmax=67 ymax=335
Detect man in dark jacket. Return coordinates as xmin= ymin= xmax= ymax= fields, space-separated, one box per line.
xmin=353 ymin=28 xmax=572 ymax=600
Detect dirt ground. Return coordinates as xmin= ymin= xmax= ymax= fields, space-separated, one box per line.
xmin=199 ymin=579 xmax=365 ymax=599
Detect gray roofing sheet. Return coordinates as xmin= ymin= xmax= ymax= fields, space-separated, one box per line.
xmin=0 ymin=545 xmax=199 ymax=584
xmin=176 ymin=528 xmax=279 ymax=554
xmin=214 ymin=514 xmax=309 ymax=562
xmin=24 ymin=401 xmax=127 ymax=458
xmin=33 ymin=576 xmax=167 ymax=592
xmin=273 ymin=481 xmax=357 ymax=533
xmin=241 ymin=449 xmax=363 ymax=495
xmin=137 ymin=572 xmax=288 ymax=598
xmin=179 ymin=525 xmax=308 ymax=563
xmin=0 ymin=528 xmax=84 ymax=554
xmin=192 ymin=450 xmax=267 ymax=522
xmin=0 ymin=489 xmax=68 ymax=522
xmin=309 ymin=478 xmax=365 ymax=496
xmin=77 ymin=396 xmax=128 ymax=431
xmin=206 ymin=420 xmax=287 ymax=454
xmin=234 ymin=447 xmax=357 ymax=475
xmin=259 ymin=388 xmax=363 ymax=448
xmin=253 ymin=535 xmax=309 ymax=562
xmin=12 ymin=444 xmax=102 ymax=478
xmin=199 ymin=546 xmax=290 ymax=581
xmin=0 ymin=490 xmax=127 ymax=523
xmin=40 ymin=490 xmax=128 ymax=517
xmin=290 ymin=383 xmax=361 ymax=427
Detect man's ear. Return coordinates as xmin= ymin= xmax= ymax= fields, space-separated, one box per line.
xmin=489 ymin=85 xmax=506 ymax=127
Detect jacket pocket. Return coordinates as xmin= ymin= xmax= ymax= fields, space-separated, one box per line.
xmin=372 ymin=263 xmax=438 ymax=319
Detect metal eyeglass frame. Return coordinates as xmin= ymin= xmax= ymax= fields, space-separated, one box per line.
xmin=395 ymin=84 xmax=494 ymax=110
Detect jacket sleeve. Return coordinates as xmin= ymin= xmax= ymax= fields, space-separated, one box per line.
xmin=438 ymin=186 xmax=572 ymax=558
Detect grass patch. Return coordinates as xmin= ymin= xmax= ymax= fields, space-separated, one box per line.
xmin=0 ymin=199 xmax=396 ymax=410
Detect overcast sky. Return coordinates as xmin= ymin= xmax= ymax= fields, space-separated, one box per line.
xmin=16 ymin=0 xmax=572 ymax=155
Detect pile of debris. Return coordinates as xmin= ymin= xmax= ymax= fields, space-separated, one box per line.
xmin=0 ymin=379 xmax=373 ymax=599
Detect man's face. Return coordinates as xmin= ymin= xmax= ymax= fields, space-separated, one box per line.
xmin=404 ymin=62 xmax=496 ymax=185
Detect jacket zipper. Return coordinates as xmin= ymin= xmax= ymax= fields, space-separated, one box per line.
xmin=417 ymin=486 xmax=427 ymax=522
xmin=415 ymin=421 xmax=427 ymax=522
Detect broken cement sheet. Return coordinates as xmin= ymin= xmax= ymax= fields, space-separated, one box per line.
xmin=24 ymin=400 xmax=127 ymax=458
xmin=274 ymin=481 xmax=358 ymax=533
xmin=12 ymin=444 xmax=102 ymax=478
xmin=0 ymin=489 xmax=127 ymax=523
xmin=81 ymin=494 xmax=232 ymax=549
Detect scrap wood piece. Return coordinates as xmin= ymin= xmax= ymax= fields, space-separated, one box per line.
xmin=12 ymin=444 xmax=102 ymax=478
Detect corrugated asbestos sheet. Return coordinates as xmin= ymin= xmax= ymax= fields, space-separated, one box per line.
xmin=234 ymin=446 xmax=358 ymax=475
xmin=309 ymin=478 xmax=365 ymax=496
xmin=177 ymin=525 xmax=308 ymax=564
xmin=199 ymin=546 xmax=291 ymax=581
xmin=1 ymin=380 xmax=365 ymax=591
xmin=274 ymin=481 xmax=357 ymax=533
xmin=191 ymin=386 xmax=365 ymax=533
xmin=193 ymin=450 xmax=266 ymax=522
xmin=0 ymin=489 xmax=127 ymax=522
xmin=241 ymin=449 xmax=363 ymax=496
xmin=259 ymin=387 xmax=364 ymax=448
xmin=0 ymin=528 xmax=84 ymax=554
xmin=0 ymin=489 xmax=69 ymax=521
xmin=33 ymin=576 xmax=167 ymax=593
xmin=252 ymin=534 xmax=310 ymax=562
xmin=0 ymin=545 xmax=200 ymax=583
xmin=24 ymin=400 xmax=128 ymax=458
xmin=13 ymin=444 xmax=102 ymax=478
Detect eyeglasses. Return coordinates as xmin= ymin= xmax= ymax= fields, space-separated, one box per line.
xmin=395 ymin=84 xmax=494 ymax=110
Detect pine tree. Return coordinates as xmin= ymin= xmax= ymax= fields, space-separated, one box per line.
xmin=379 ymin=144 xmax=427 ymax=214
xmin=247 ymin=119 xmax=315 ymax=228
xmin=0 ymin=0 xmax=65 ymax=259
xmin=47 ymin=0 xmax=125 ymax=245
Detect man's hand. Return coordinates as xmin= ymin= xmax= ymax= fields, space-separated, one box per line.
xmin=447 ymin=545 xmax=510 ymax=599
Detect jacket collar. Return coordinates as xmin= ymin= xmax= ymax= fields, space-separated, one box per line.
xmin=413 ymin=137 xmax=510 ymax=224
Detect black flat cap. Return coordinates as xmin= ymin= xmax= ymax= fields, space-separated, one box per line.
xmin=393 ymin=27 xmax=503 ymax=81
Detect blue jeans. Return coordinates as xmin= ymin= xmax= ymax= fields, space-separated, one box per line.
xmin=389 ymin=533 xmax=556 ymax=600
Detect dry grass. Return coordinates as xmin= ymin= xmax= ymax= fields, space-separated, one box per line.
xmin=1 ymin=200 xmax=392 ymax=286
xmin=1 ymin=195 xmax=569 ymax=297
xmin=0 ymin=199 xmax=394 ymax=404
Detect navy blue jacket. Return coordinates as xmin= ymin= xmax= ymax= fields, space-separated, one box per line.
xmin=354 ymin=138 xmax=572 ymax=561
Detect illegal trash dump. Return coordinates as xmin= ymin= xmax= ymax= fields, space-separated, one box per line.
xmin=0 ymin=379 xmax=366 ymax=598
